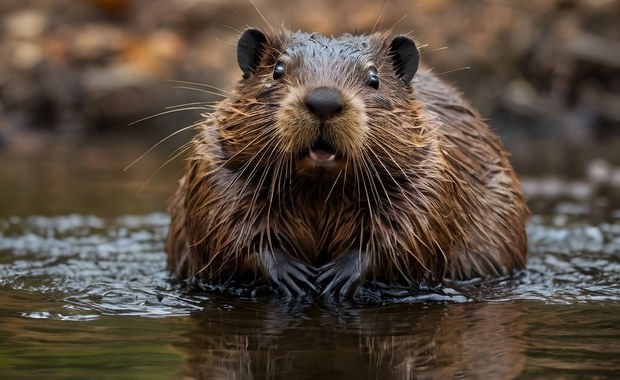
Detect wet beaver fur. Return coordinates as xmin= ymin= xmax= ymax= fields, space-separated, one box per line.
xmin=166 ymin=28 xmax=529 ymax=298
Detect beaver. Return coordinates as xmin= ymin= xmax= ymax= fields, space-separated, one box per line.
xmin=165 ymin=28 xmax=529 ymax=298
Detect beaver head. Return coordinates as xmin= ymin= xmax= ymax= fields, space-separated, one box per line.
xmin=215 ymin=29 xmax=426 ymax=184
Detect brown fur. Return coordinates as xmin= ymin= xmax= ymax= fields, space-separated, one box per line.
xmin=166 ymin=30 xmax=529 ymax=293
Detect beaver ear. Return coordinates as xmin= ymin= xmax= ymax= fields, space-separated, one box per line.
xmin=237 ymin=29 xmax=268 ymax=78
xmin=389 ymin=36 xmax=420 ymax=84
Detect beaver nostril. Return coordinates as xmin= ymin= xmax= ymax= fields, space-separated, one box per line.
xmin=305 ymin=87 xmax=343 ymax=119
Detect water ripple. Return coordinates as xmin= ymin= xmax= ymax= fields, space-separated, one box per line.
xmin=0 ymin=213 xmax=206 ymax=320
xmin=1 ymin=212 xmax=619 ymax=320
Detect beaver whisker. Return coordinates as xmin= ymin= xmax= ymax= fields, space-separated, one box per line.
xmin=371 ymin=134 xmax=446 ymax=216
xmin=355 ymin=155 xmax=380 ymax=217
xmin=125 ymin=120 xmax=201 ymax=172
xmin=237 ymin=143 xmax=279 ymax=228
xmin=250 ymin=138 xmax=283 ymax=198
xmin=372 ymin=142 xmax=435 ymax=211
xmin=264 ymin=141 xmax=289 ymax=216
xmin=196 ymin=133 xmax=280 ymax=249
xmin=128 ymin=107 xmax=211 ymax=128
xmin=323 ymin=169 xmax=344 ymax=205
xmin=277 ymin=155 xmax=289 ymax=212
xmin=223 ymin=145 xmax=270 ymax=194
xmin=285 ymin=154 xmax=296 ymax=214
xmin=364 ymin=148 xmax=395 ymax=209
xmin=215 ymin=125 xmax=277 ymax=178
xmin=171 ymin=85 xmax=231 ymax=99
xmin=351 ymin=157 xmax=364 ymax=210
xmin=268 ymin=152 xmax=283 ymax=209
xmin=241 ymin=139 xmax=291 ymax=242
xmin=373 ymin=142 xmax=416 ymax=186
xmin=275 ymin=145 xmax=293 ymax=206
xmin=164 ymin=101 xmax=218 ymax=111
xmin=363 ymin=154 xmax=386 ymax=210
xmin=167 ymin=79 xmax=233 ymax=97
xmin=137 ymin=140 xmax=194 ymax=195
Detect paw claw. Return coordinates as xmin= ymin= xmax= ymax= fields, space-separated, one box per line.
xmin=317 ymin=249 xmax=367 ymax=298
xmin=260 ymin=249 xmax=318 ymax=297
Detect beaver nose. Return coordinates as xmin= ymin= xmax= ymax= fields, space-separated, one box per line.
xmin=305 ymin=87 xmax=343 ymax=119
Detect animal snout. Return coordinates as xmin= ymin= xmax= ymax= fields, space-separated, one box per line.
xmin=305 ymin=87 xmax=343 ymax=119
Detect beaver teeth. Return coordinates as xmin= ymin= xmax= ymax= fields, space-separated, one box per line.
xmin=310 ymin=149 xmax=336 ymax=161
xmin=309 ymin=138 xmax=337 ymax=162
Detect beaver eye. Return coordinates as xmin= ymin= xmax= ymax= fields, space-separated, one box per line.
xmin=273 ymin=61 xmax=285 ymax=80
xmin=366 ymin=66 xmax=379 ymax=89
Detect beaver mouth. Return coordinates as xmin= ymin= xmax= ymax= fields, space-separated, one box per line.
xmin=308 ymin=137 xmax=338 ymax=162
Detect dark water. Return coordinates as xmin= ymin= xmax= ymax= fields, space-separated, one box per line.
xmin=1 ymin=147 xmax=620 ymax=379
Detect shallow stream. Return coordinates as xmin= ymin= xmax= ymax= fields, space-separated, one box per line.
xmin=1 ymin=145 xmax=619 ymax=379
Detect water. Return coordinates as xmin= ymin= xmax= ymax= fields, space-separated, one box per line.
xmin=1 ymin=145 xmax=620 ymax=379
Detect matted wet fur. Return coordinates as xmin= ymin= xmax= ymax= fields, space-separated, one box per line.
xmin=166 ymin=28 xmax=529 ymax=298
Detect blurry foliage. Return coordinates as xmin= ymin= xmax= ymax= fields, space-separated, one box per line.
xmin=0 ymin=0 xmax=618 ymax=172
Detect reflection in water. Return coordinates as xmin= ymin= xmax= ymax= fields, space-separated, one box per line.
xmin=0 ymin=176 xmax=620 ymax=378
xmin=522 ymin=305 xmax=620 ymax=378
xmin=179 ymin=298 xmax=526 ymax=379
xmin=0 ymin=309 xmax=188 ymax=379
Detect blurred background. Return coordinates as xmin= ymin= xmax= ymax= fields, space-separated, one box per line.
xmin=0 ymin=0 xmax=619 ymax=216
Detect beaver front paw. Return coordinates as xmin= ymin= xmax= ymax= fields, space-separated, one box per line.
xmin=317 ymin=249 xmax=369 ymax=298
xmin=258 ymin=248 xmax=318 ymax=298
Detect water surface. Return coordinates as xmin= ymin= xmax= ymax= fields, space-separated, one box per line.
xmin=1 ymin=148 xmax=620 ymax=379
